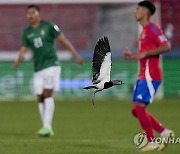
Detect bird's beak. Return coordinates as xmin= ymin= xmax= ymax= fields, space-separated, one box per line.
xmin=113 ymin=80 xmax=124 ymax=85
xmin=119 ymin=81 xmax=124 ymax=85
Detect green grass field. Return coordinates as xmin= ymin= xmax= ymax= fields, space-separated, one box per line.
xmin=0 ymin=99 xmax=179 ymax=154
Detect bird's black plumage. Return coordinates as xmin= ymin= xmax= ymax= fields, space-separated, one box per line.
xmin=92 ymin=37 xmax=111 ymax=83
xmin=83 ymin=37 xmax=124 ymax=105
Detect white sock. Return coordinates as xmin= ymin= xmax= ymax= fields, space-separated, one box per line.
xmin=38 ymin=103 xmax=44 ymax=124
xmin=44 ymin=97 xmax=55 ymax=130
xmin=161 ymin=129 xmax=170 ymax=137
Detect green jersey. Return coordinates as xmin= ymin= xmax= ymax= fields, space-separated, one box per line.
xmin=22 ymin=21 xmax=60 ymax=72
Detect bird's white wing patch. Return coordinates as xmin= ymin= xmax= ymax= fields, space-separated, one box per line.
xmin=97 ymin=52 xmax=111 ymax=83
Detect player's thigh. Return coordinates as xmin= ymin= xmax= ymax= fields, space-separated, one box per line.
xmin=152 ymin=80 xmax=161 ymax=92
xmin=33 ymin=71 xmax=44 ymax=95
xmin=43 ymin=66 xmax=61 ymax=91
xmin=132 ymin=80 xmax=161 ymax=104
xmin=54 ymin=66 xmax=61 ymax=91
xmin=43 ymin=89 xmax=53 ymax=98
xmin=132 ymin=80 xmax=151 ymax=104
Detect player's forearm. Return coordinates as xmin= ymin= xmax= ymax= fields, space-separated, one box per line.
xmin=123 ymin=48 xmax=137 ymax=60
xmin=13 ymin=47 xmax=27 ymax=69
xmin=16 ymin=53 xmax=24 ymax=63
xmin=58 ymin=34 xmax=80 ymax=58
xmin=15 ymin=47 xmax=27 ymax=63
xmin=146 ymin=44 xmax=171 ymax=57
xmin=60 ymin=38 xmax=80 ymax=59
xmin=64 ymin=41 xmax=79 ymax=58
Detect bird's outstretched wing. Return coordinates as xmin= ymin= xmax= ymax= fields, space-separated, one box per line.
xmin=92 ymin=37 xmax=111 ymax=84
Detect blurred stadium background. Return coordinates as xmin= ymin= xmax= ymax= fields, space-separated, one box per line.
xmin=0 ymin=0 xmax=180 ymax=154
xmin=0 ymin=0 xmax=179 ymax=100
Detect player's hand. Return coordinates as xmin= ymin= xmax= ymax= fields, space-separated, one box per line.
xmin=123 ymin=47 xmax=134 ymax=59
xmin=13 ymin=61 xmax=19 ymax=69
xmin=75 ymin=55 xmax=83 ymax=65
xmin=133 ymin=52 xmax=147 ymax=60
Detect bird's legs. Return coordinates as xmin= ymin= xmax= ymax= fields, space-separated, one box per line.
xmin=92 ymin=89 xmax=102 ymax=105
xmin=92 ymin=91 xmax=96 ymax=105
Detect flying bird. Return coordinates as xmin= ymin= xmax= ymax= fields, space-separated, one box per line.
xmin=83 ymin=37 xmax=124 ymax=104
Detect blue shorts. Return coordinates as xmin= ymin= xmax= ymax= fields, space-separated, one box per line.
xmin=132 ymin=80 xmax=161 ymax=104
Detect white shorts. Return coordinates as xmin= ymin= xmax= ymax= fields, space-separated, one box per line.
xmin=33 ymin=66 xmax=61 ymax=95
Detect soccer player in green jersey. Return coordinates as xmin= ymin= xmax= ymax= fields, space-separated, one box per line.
xmin=13 ymin=5 xmax=83 ymax=137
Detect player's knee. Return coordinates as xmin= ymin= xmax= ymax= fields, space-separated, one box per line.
xmin=43 ymin=93 xmax=51 ymax=99
xmin=37 ymin=95 xmax=44 ymax=102
xmin=43 ymin=90 xmax=53 ymax=99
xmin=132 ymin=104 xmax=146 ymax=117
xmin=131 ymin=105 xmax=140 ymax=117
xmin=131 ymin=108 xmax=137 ymax=117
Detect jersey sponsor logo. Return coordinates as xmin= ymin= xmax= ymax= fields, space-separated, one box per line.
xmin=27 ymin=33 xmax=35 ymax=39
xmin=40 ymin=29 xmax=45 ymax=35
xmin=158 ymin=35 xmax=167 ymax=42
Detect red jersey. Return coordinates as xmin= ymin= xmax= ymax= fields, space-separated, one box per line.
xmin=138 ymin=22 xmax=168 ymax=80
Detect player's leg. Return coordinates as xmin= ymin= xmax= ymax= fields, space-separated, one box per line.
xmin=145 ymin=81 xmax=174 ymax=151
xmin=132 ymin=80 xmax=159 ymax=151
xmin=132 ymin=102 xmax=155 ymax=142
xmin=37 ymin=88 xmax=54 ymax=137
xmin=37 ymin=94 xmax=45 ymax=124
xmin=43 ymin=88 xmax=55 ymax=134
xmin=144 ymin=80 xmax=165 ymax=133
xmin=38 ymin=66 xmax=60 ymax=137
xmin=132 ymin=103 xmax=174 ymax=151
xmin=146 ymin=111 xmax=174 ymax=151
xmin=146 ymin=112 xmax=164 ymax=133
xmin=33 ymin=71 xmax=45 ymax=128
xmin=132 ymin=80 xmax=174 ymax=151
xmin=132 ymin=103 xmax=162 ymax=152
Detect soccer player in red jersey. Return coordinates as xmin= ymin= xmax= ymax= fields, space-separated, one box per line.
xmin=123 ymin=1 xmax=174 ymax=151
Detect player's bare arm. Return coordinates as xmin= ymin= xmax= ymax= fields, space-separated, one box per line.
xmin=123 ymin=47 xmax=137 ymax=59
xmin=145 ymin=43 xmax=170 ymax=57
xmin=57 ymin=33 xmax=83 ymax=65
xmin=134 ymin=43 xmax=171 ymax=60
xmin=13 ymin=46 xmax=28 ymax=69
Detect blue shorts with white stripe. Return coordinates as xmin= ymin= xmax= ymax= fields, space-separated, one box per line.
xmin=132 ymin=80 xmax=161 ymax=104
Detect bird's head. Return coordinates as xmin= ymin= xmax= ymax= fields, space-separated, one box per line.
xmin=112 ymin=80 xmax=124 ymax=85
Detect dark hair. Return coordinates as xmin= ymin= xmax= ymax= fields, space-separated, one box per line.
xmin=138 ymin=0 xmax=156 ymax=15
xmin=27 ymin=4 xmax=40 ymax=12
